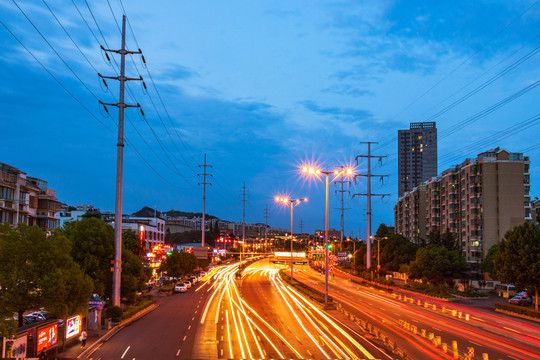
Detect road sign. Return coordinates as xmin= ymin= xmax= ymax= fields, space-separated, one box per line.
xmin=311 ymin=252 xmax=325 ymax=261
xmin=337 ymin=251 xmax=350 ymax=262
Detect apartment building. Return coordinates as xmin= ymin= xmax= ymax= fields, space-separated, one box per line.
xmin=0 ymin=162 xmax=61 ymax=230
xmin=395 ymin=148 xmax=530 ymax=276
xmin=394 ymin=184 xmax=427 ymax=244
xmin=398 ymin=122 xmax=438 ymax=197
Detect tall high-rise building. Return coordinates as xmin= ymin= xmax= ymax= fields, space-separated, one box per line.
xmin=398 ymin=122 xmax=438 ymax=197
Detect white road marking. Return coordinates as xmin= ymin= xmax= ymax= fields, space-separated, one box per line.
xmin=221 ymin=325 xmax=223 ymax=329
xmin=192 ymin=317 xmax=195 ymax=321
xmin=220 ymin=349 xmax=223 ymax=356
xmin=176 ymin=349 xmax=181 ymax=356
xmin=221 ymin=336 xmax=223 ymax=341
xmin=188 ymin=325 xmax=191 ymax=330
xmin=121 ymin=346 xmax=130 ymax=359
xmin=411 ymin=319 xmax=419 ymax=323
xmin=509 ymin=356 xmax=520 ymax=360
xmin=432 ymin=327 xmax=442 ymax=331
xmin=183 ymin=335 xmax=187 ymax=341
xmin=307 ymin=350 xmax=313 ymax=356
xmin=469 ymin=341 xmax=482 ymax=347
xmin=296 ymin=336 xmax=301 ymax=342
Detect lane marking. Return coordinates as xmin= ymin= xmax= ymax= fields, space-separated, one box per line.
xmin=432 ymin=327 xmax=442 ymax=331
xmin=192 ymin=317 xmax=195 ymax=321
xmin=183 ymin=335 xmax=187 ymax=341
xmin=176 ymin=349 xmax=181 ymax=357
xmin=188 ymin=325 xmax=191 ymax=330
xmin=221 ymin=336 xmax=223 ymax=341
xmin=307 ymin=350 xmax=313 ymax=356
xmin=411 ymin=319 xmax=419 ymax=323
xmin=121 ymin=346 xmax=130 ymax=359
xmin=220 ymin=349 xmax=223 ymax=356
xmin=470 ymin=341 xmax=482 ymax=347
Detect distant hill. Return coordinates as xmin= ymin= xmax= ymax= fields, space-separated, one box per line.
xmin=132 ymin=206 xmax=219 ymax=220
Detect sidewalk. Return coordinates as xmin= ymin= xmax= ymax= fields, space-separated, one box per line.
xmin=54 ymin=328 xmax=109 ymax=359
xmin=50 ymin=300 xmax=159 ymax=359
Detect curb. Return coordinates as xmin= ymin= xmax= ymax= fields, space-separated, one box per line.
xmin=77 ymin=303 xmax=159 ymax=358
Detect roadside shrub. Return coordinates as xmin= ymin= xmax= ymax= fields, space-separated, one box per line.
xmin=495 ymin=303 xmax=540 ymax=319
xmin=120 ymin=299 xmax=156 ymax=321
xmin=159 ymin=284 xmax=175 ymax=293
xmin=105 ymin=306 xmax=123 ymax=322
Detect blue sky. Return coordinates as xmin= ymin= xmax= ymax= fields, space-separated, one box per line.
xmin=1 ymin=0 xmax=539 ymax=237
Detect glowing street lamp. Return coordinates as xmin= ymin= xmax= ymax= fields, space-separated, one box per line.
xmin=301 ymin=165 xmax=355 ymax=305
xmin=275 ymin=196 xmax=308 ymax=280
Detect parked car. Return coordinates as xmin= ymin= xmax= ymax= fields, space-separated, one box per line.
xmin=27 ymin=312 xmax=46 ymax=321
xmin=174 ymin=283 xmax=187 ymax=293
xmin=183 ymin=281 xmax=192 ymax=289
xmin=189 ymin=276 xmax=198 ymax=285
xmin=508 ymin=295 xmax=532 ymax=306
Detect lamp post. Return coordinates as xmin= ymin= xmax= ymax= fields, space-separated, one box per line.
xmin=301 ymin=166 xmax=354 ymax=305
xmin=276 ymin=197 xmax=307 ymax=280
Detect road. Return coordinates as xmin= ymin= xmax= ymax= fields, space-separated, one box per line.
xmin=84 ymin=259 xmax=540 ymax=359
xmin=294 ymin=266 xmax=540 ymax=360
xmin=87 ymin=276 xmax=214 ymax=359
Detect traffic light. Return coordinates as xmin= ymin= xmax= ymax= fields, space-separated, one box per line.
xmin=327 ymin=243 xmax=332 ymax=250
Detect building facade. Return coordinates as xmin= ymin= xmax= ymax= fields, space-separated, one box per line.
xmin=0 ymin=162 xmax=61 ymax=231
xmin=398 ymin=122 xmax=438 ymax=197
xmin=395 ymin=149 xmax=530 ymax=277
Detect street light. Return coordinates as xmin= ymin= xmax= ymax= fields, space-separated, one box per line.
xmin=301 ymin=165 xmax=355 ymax=305
xmin=275 ymin=196 xmax=308 ymax=280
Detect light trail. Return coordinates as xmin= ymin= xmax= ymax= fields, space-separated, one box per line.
xmin=303 ymin=270 xmax=540 ymax=359
xmin=270 ymin=271 xmax=331 ymax=359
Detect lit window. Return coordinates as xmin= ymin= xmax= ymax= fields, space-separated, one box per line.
xmin=418 ymin=136 xmax=422 ymax=139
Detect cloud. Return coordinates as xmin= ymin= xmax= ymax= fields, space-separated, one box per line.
xmin=300 ymin=100 xmax=372 ymax=121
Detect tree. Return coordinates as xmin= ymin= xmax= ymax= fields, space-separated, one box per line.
xmin=379 ymin=234 xmax=418 ymax=272
xmin=62 ymin=218 xmax=150 ymax=302
xmin=62 ymin=218 xmax=115 ymax=298
xmin=0 ymin=224 xmax=93 ymax=328
xmin=375 ymin=223 xmax=390 ymax=238
xmin=480 ymin=244 xmax=498 ymax=278
xmin=494 ymin=222 xmax=540 ymax=311
xmin=159 ymin=250 xmax=197 ymax=278
xmin=409 ymin=245 xmax=468 ymax=283
xmin=122 ymin=230 xmax=142 ymax=256
xmin=121 ymin=249 xmax=149 ymax=303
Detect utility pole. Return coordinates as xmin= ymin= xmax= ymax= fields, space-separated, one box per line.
xmin=335 ymin=166 xmax=351 ymax=243
xmin=353 ymin=142 xmax=389 ymax=273
xmin=241 ymin=183 xmax=248 ymax=262
xmin=298 ymin=219 xmax=304 ymax=234
xmin=98 ymin=15 xmax=143 ymax=307
xmin=264 ymin=205 xmax=270 ymax=253
xmin=198 ymin=153 xmax=212 ymax=247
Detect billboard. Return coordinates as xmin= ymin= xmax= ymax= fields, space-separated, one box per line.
xmin=2 ymin=335 xmax=27 ymax=359
xmin=65 ymin=315 xmax=82 ymax=340
xmin=36 ymin=324 xmax=58 ymax=352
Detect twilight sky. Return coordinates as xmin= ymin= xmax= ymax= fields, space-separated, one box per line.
xmin=1 ymin=0 xmax=539 ymax=237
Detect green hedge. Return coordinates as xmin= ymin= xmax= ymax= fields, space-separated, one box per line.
xmin=120 ymin=299 xmax=156 ymax=321
xmin=495 ymin=303 xmax=540 ymax=319
xmin=158 ymin=284 xmax=175 ymax=293
xmin=350 ymin=278 xmax=393 ymax=293
xmin=279 ymin=269 xmax=332 ymax=304
xmin=401 ymin=283 xmax=453 ymax=299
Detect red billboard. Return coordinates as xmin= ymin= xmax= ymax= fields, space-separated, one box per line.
xmin=37 ymin=323 xmax=58 ymax=352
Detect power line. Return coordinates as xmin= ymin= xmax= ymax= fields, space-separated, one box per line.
xmin=0 ymin=18 xmax=185 ymax=192
xmin=383 ymin=0 xmax=539 ymax=125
